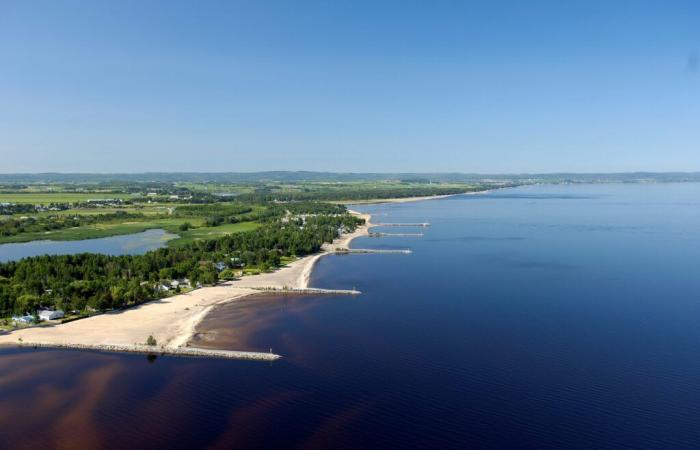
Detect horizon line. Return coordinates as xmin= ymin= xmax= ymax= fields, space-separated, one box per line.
xmin=1 ymin=170 xmax=700 ymax=176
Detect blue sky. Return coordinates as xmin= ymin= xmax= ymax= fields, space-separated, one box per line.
xmin=1 ymin=0 xmax=698 ymax=173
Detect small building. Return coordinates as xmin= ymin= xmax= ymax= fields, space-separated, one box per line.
xmin=214 ymin=262 xmax=227 ymax=272
xmin=38 ymin=310 xmax=65 ymax=321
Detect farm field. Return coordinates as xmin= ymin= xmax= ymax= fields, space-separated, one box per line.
xmin=0 ymin=192 xmax=134 ymax=204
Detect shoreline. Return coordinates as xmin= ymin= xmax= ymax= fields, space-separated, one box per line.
xmin=338 ymin=189 xmax=491 ymax=205
xmin=0 ymin=210 xmax=374 ymax=360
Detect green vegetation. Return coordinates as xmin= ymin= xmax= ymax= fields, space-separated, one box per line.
xmin=146 ymin=335 xmax=157 ymax=346
xmin=170 ymin=222 xmax=261 ymax=247
xmin=0 ymin=192 xmax=133 ymax=204
xmin=0 ymin=175 xmax=508 ymax=322
xmin=0 ymin=179 xmax=503 ymax=252
xmin=0 ymin=217 xmax=193 ymax=244
xmin=0 ymin=213 xmax=363 ymax=316
xmin=0 ymin=211 xmax=145 ymax=241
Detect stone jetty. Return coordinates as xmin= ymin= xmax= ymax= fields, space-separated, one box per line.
xmin=6 ymin=342 xmax=282 ymax=361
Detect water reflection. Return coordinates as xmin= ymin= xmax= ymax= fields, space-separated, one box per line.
xmin=3 ymin=184 xmax=700 ymax=448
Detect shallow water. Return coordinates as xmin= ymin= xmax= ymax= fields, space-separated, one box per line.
xmin=0 ymin=228 xmax=176 ymax=262
xmin=2 ymin=184 xmax=700 ymax=449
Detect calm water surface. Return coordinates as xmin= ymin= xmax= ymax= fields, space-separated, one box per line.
xmin=0 ymin=228 xmax=176 ymax=262
xmin=2 ymin=184 xmax=700 ymax=449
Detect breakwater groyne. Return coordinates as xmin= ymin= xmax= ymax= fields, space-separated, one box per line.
xmin=335 ymin=248 xmax=412 ymax=254
xmin=374 ymin=222 xmax=431 ymax=227
xmin=6 ymin=342 xmax=282 ymax=361
xmin=250 ymin=287 xmax=362 ymax=295
xmin=369 ymin=232 xmax=423 ymax=237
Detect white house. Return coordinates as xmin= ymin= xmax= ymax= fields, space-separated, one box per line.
xmin=38 ymin=310 xmax=65 ymax=321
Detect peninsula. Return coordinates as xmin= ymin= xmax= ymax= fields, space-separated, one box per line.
xmin=0 ymin=211 xmax=372 ymax=359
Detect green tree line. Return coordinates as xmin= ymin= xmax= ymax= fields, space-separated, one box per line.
xmin=0 ymin=213 xmax=363 ymax=316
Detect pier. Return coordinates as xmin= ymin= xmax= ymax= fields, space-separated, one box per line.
xmin=335 ymin=248 xmax=412 ymax=254
xmin=9 ymin=342 xmax=282 ymax=361
xmin=369 ymin=232 xmax=423 ymax=237
xmin=250 ymin=287 xmax=362 ymax=295
xmin=374 ymin=222 xmax=431 ymax=227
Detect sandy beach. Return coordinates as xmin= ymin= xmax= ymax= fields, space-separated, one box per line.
xmin=0 ymin=211 xmax=373 ymax=355
xmin=339 ymin=189 xmax=491 ymax=205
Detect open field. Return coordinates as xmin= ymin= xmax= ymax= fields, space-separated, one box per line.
xmin=169 ymin=221 xmax=261 ymax=246
xmin=0 ymin=178 xmax=497 ymax=248
xmin=32 ymin=205 xmax=172 ymax=217
xmin=0 ymin=192 xmax=134 ymax=204
xmin=0 ymin=218 xmax=259 ymax=245
xmin=0 ymin=218 xmax=192 ymax=244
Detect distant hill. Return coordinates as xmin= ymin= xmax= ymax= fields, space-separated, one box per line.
xmin=1 ymin=171 xmax=699 ymax=184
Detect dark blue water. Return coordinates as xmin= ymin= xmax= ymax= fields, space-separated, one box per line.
xmin=2 ymin=183 xmax=700 ymax=449
xmin=0 ymin=228 xmax=176 ymax=262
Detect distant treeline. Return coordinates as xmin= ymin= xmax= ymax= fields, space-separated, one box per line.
xmin=0 ymin=213 xmax=363 ymax=316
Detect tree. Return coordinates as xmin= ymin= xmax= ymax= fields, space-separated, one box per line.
xmin=16 ymin=294 xmax=40 ymax=314
xmin=146 ymin=335 xmax=157 ymax=346
xmin=218 ymin=269 xmax=237 ymax=281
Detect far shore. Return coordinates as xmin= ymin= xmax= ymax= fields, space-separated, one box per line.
xmin=0 ymin=210 xmax=374 ymax=359
xmin=337 ymin=189 xmax=491 ymax=205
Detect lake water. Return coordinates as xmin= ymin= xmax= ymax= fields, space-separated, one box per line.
xmin=2 ymin=183 xmax=700 ymax=449
xmin=0 ymin=228 xmax=176 ymax=262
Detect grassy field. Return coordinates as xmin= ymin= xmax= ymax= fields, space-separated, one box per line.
xmin=31 ymin=205 xmax=172 ymax=217
xmin=175 ymin=182 xmax=254 ymax=195
xmin=169 ymin=222 xmax=260 ymax=247
xmin=0 ymin=218 xmax=201 ymax=244
xmin=0 ymin=192 xmax=134 ymax=204
xmin=0 ymin=218 xmax=260 ymax=245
